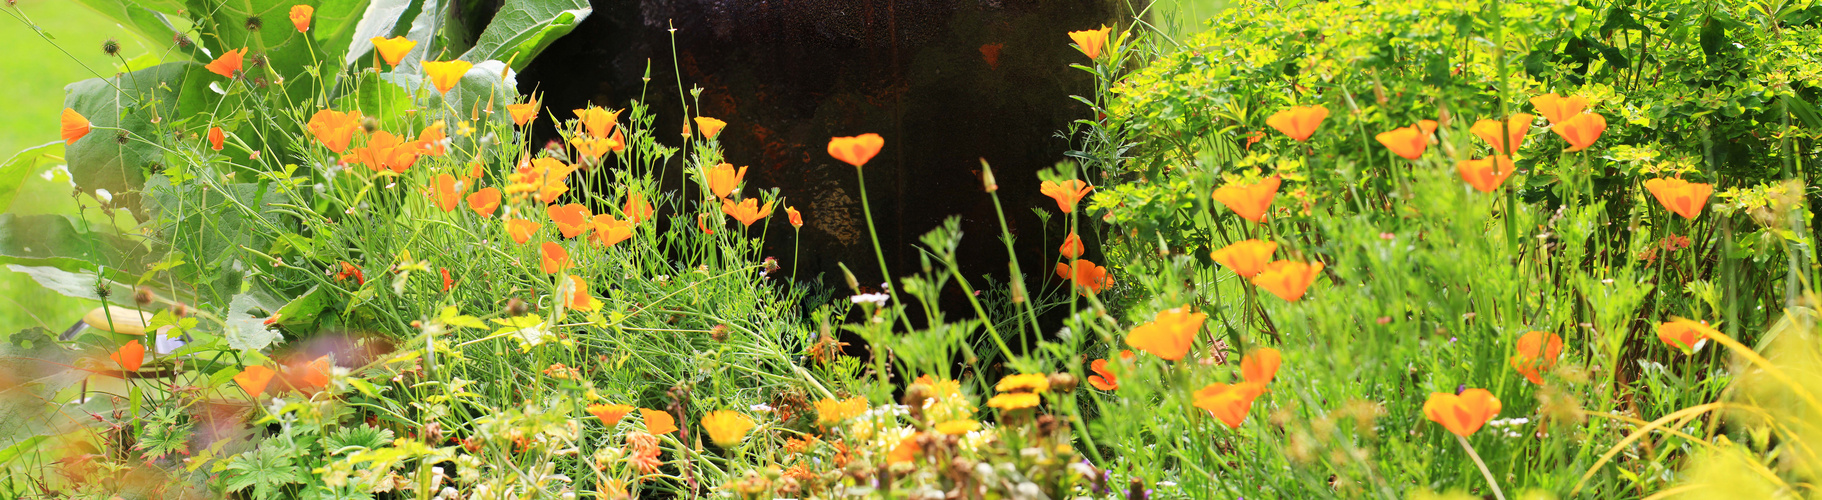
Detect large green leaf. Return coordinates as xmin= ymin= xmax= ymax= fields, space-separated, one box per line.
xmin=0 ymin=142 xmax=61 ymax=214
xmin=0 ymin=214 xmax=152 ymax=273
xmin=70 ymin=0 xmax=193 ymax=59
xmin=62 ymin=61 xmax=216 ymax=202
xmin=343 ymin=0 xmax=420 ymax=67
xmin=458 ymin=0 xmax=589 ymax=70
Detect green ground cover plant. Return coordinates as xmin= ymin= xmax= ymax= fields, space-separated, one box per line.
xmin=1 ymin=0 xmax=1818 ymax=497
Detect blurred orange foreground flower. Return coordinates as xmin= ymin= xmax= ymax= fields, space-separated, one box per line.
xmin=1212 ymin=175 xmax=1280 ymax=223
xmin=1657 ymin=318 xmax=1717 ymax=355
xmin=1375 ymin=121 xmax=1435 ymax=160
xmin=1553 ymin=112 xmax=1607 ymax=152
xmin=1423 ymin=389 xmax=1501 ymax=437
xmin=506 ymin=219 xmax=540 ymax=244
xmin=1529 ymin=93 xmax=1589 ymax=125
xmin=1040 ymin=180 xmax=1093 ymax=214
xmin=371 ymin=36 xmax=416 ymax=67
xmin=828 ymin=133 xmax=885 ymax=167
xmin=422 ymin=60 xmax=473 ymax=94
xmin=235 ymin=365 xmax=276 ymax=397
xmin=1125 ymin=308 xmax=1205 ymax=361
xmin=1055 ymin=259 xmax=1110 ymax=295
xmin=432 ymin=173 xmax=462 ymax=212
xmin=642 ymin=408 xmax=678 ymax=435
xmin=1241 ymin=347 xmax=1281 ymax=384
xmin=1643 ymin=177 xmax=1712 ymax=220
xmin=1508 ymin=331 xmax=1563 ymax=385
xmin=1265 ymin=106 xmax=1328 ymax=142
xmin=1210 ymin=239 xmax=1276 ymax=278
xmin=625 ymin=193 xmax=654 ymax=224
xmin=306 ymin=109 xmax=362 ymax=153
xmin=539 ymin=242 xmax=569 ymax=274
xmin=588 ymin=403 xmax=634 ymax=427
xmin=1087 ymin=358 xmax=1118 ymax=390
xmin=111 ymin=340 xmax=145 ymax=371
xmin=1252 ymin=260 xmax=1322 ymax=302
xmin=1457 ymin=156 xmax=1516 ymax=193
xmin=1193 ymin=382 xmax=1265 ymax=429
xmin=205 ymin=48 xmax=247 ymax=78
xmin=289 ymin=5 xmax=313 ymax=32
xmin=61 ymin=108 xmax=90 ymax=144
xmin=564 ymin=275 xmax=601 ymax=312
xmin=1068 ymin=26 xmax=1112 ymax=60
xmin=1471 ymin=114 xmax=1533 ymax=155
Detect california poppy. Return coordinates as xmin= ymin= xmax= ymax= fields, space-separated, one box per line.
xmin=697 ymin=213 xmax=715 ymax=235
xmin=706 ymin=163 xmax=746 ymax=199
xmin=721 ymin=198 xmax=775 ymax=227
xmin=591 ymin=214 xmax=634 ymax=247
xmin=1375 ymin=124 xmax=1429 ymax=160
xmin=507 ymin=101 xmax=539 ymax=126
xmin=506 ymin=157 xmax=576 ymax=204
xmin=506 ymin=218 xmax=541 ymax=245
xmin=548 ymin=203 xmax=593 ymax=239
xmin=1470 ymin=114 xmax=1533 ymax=155
xmin=235 ymin=365 xmax=276 ymax=397
xmin=828 ymin=133 xmax=885 ymax=167
xmin=467 ymin=187 xmax=501 ymax=217
xmin=110 ymin=340 xmax=145 ymax=371
xmin=1210 ymin=239 xmax=1276 ymax=278
xmin=421 ymin=60 xmax=472 ymax=94
xmin=205 ymin=48 xmax=247 ymax=78
xmin=306 ymin=109 xmax=362 ymax=153
xmin=888 ymin=435 xmax=922 ymax=464
xmin=1125 ymin=308 xmax=1206 ymax=361
xmin=694 ymin=117 xmax=727 ymax=139
xmin=1657 ymin=318 xmax=1717 ymax=355
xmin=61 ymin=108 xmax=90 ymax=144
xmin=1086 ymin=358 xmax=1118 ymax=390
xmin=574 ymin=106 xmax=620 ymax=139
xmin=701 ymin=410 xmax=755 ymax=448
xmin=208 ymin=126 xmax=225 ymax=151
xmin=418 ymin=121 xmax=448 ymax=156
xmin=564 ymin=275 xmax=601 ymax=312
xmin=642 ymin=408 xmax=678 ymax=435
xmin=1553 ymin=112 xmax=1606 ymax=152
xmin=350 ymin=131 xmax=418 ymax=173
xmin=815 ymin=397 xmax=869 ymax=424
xmin=786 ymin=206 xmax=802 ymax=229
xmin=1040 ymin=179 xmax=1093 ymax=214
xmin=588 ymin=403 xmax=634 ymax=427
xmin=624 ymin=193 xmax=654 ymax=224
xmin=440 ymin=267 xmax=453 ymax=291
xmin=569 ymin=136 xmax=610 ymax=162
xmin=539 ymin=241 xmax=569 ymax=274
xmin=608 ymin=129 xmax=626 ymax=153
xmin=1509 ymin=331 xmax=1563 ymax=384
xmin=1055 ymin=259 xmax=1110 ymax=295
xmin=1240 ymin=347 xmax=1281 ymax=384
xmin=1212 ymin=175 xmax=1281 ymax=223
xmin=288 ymin=4 xmax=313 ymax=32
xmin=432 ymin=173 xmax=462 ymax=212
xmin=1252 ymin=260 xmax=1323 ymax=302
xmin=1456 ymin=156 xmax=1517 ymax=193
xmin=1529 ymin=93 xmax=1589 ymax=125
xmin=335 ymin=261 xmax=364 ymax=285
xmin=300 ymin=355 xmax=332 ymax=389
xmin=1643 ymin=177 xmax=1712 ymax=220
xmin=1423 ymin=389 xmax=1502 ymax=437
xmin=1265 ymin=106 xmax=1328 ymax=142
xmin=1067 ymin=25 xmax=1112 ymax=60
xmin=1193 ymin=382 xmax=1266 ymax=429
xmin=1059 ymin=232 xmax=1085 ymax=259
xmin=371 ymin=36 xmax=416 ymax=67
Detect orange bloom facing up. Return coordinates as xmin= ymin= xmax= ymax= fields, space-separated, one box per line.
xmin=642 ymin=408 xmax=678 ymax=435
xmin=1193 ymin=382 xmax=1266 ymax=429
xmin=1457 ymin=156 xmax=1517 ymax=193
xmin=1529 ymin=93 xmax=1589 ymax=124
xmin=588 ymin=403 xmax=634 ymax=427
xmin=371 ymin=36 xmax=416 ymax=67
xmin=1059 ymin=232 xmax=1085 ymax=259
xmin=1068 ymin=25 xmax=1112 ymax=60
xmin=564 ymin=275 xmax=601 ymax=312
xmin=574 ymin=106 xmax=621 ymax=139
xmin=1375 ymin=123 xmax=1429 ymax=160
xmin=1240 ymin=347 xmax=1281 ymax=385
xmin=570 ymin=136 xmax=611 ymax=162
xmin=1553 ymin=112 xmax=1606 ymax=152
xmin=1055 ymin=259 xmax=1110 ymax=295
xmin=507 ymin=101 xmax=539 ymax=126
xmin=299 ymin=355 xmax=333 ymax=390
xmin=111 ymin=340 xmax=145 ymax=371
xmin=1265 ymin=106 xmax=1329 ymax=142
xmin=624 ymin=193 xmax=654 ymax=224
xmin=418 ymin=121 xmax=448 ymax=156
xmin=828 ymin=133 xmax=885 ymax=167
xmin=1658 ymin=318 xmax=1717 ymax=355
xmin=591 ymin=214 xmax=634 ymax=247
xmin=354 ymin=131 xmax=420 ymax=174
xmin=548 ymin=203 xmax=593 ymax=239
xmin=1087 ymin=358 xmax=1118 ymax=390
xmin=1509 ymin=331 xmax=1564 ymax=385
xmin=1470 ymin=114 xmax=1533 ymax=155
xmin=1643 ymin=177 xmax=1713 ymax=220
xmin=694 ymin=116 xmax=727 ymax=139
xmin=235 ymin=365 xmax=276 ymax=397
xmin=539 ymin=241 xmax=569 ymax=274
xmin=208 ymin=126 xmax=225 ymax=151
xmin=205 ymin=47 xmax=247 ymax=78
xmin=421 ymin=60 xmax=473 ymax=94
xmin=721 ymin=198 xmax=776 ymax=227
xmin=786 ymin=206 xmax=803 ymax=229
xmin=1252 ymin=260 xmax=1323 ymax=302
xmin=306 ymin=109 xmax=362 ymax=153
xmin=1212 ymin=175 xmax=1281 ymax=223
xmin=1125 ymin=308 xmax=1206 ymax=361
xmin=61 ymin=108 xmax=90 ymax=144
xmin=1040 ymin=179 xmax=1093 ymax=214
xmin=432 ymin=173 xmax=462 ymax=212
xmin=1423 ymin=389 xmax=1502 ymax=437
xmin=288 ymin=4 xmax=313 ymax=32
xmin=467 ymin=187 xmax=501 ymax=217
xmin=506 ymin=218 xmax=541 ymax=245
xmin=706 ymin=163 xmax=746 ymax=199
xmin=701 ymin=410 xmax=755 ymax=448
xmin=1210 ymin=239 xmax=1277 ymax=278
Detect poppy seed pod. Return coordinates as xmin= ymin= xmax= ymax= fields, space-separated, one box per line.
xmin=1047 ymin=372 xmax=1077 ymax=393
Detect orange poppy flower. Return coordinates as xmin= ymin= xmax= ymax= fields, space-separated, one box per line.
xmin=1470 ymin=114 xmax=1533 ymax=155
xmin=507 ymin=101 xmax=539 ymax=126
xmin=539 ymin=242 xmax=569 ymax=274
xmin=1456 ymin=156 xmax=1516 ymax=193
xmin=300 ymin=355 xmax=332 ymax=389
xmin=1055 ymin=259 xmax=1110 ymax=295
xmin=335 ymin=261 xmax=364 ymax=285
xmin=205 ymin=47 xmax=247 ymax=78
xmin=506 ymin=157 xmax=576 ymax=204
xmin=418 ymin=121 xmax=448 ymax=156
xmin=570 ymin=136 xmax=610 ymax=162
xmin=1265 ymin=106 xmax=1329 ymax=142
xmin=980 ymin=42 xmax=1003 ymax=68
xmin=422 ymin=60 xmax=472 ymax=94
xmin=574 ymin=106 xmax=620 ymax=139
xmin=888 ymin=435 xmax=922 ymax=464
xmin=564 ymin=275 xmax=601 ymax=312
xmin=1529 ymin=93 xmax=1589 ymax=125
xmin=1508 ymin=331 xmax=1563 ymax=385
xmin=1086 ymin=358 xmax=1118 ymax=390
xmin=614 ymin=194 xmax=650 ymax=225
xmin=642 ymin=408 xmax=678 ymax=435
xmin=828 ymin=133 xmax=885 ymax=167
xmin=1423 ymin=389 xmax=1502 ymax=437
xmin=467 ymin=187 xmax=501 ymax=217
xmin=1553 ymin=112 xmax=1606 ymax=152
xmin=694 ymin=116 xmax=727 ymax=139
xmin=1657 ymin=318 xmax=1717 ymax=355
xmin=1642 ymin=177 xmax=1712 ymax=220
xmin=208 ymin=126 xmax=225 ymax=151
xmin=786 ymin=206 xmax=802 ymax=229
xmin=591 ymin=214 xmax=634 ymax=247
xmin=721 ymin=198 xmax=775 ymax=227
xmin=1040 ymin=179 xmax=1093 ymax=214
xmin=371 ymin=36 xmax=416 ymax=67
xmin=698 ymin=213 xmax=715 ymax=235
xmin=1210 ymin=239 xmax=1276 ymax=278
xmin=61 ymin=108 xmax=90 ymax=144
xmin=588 ymin=403 xmax=634 ymax=427
xmin=1125 ymin=308 xmax=1205 ymax=361
xmin=1252 ymin=260 xmax=1323 ymax=302
xmin=1212 ymin=175 xmax=1281 ymax=223
xmin=506 ymin=218 xmax=541 ymax=245
xmin=441 ymin=268 xmax=453 ymax=291
xmin=432 ymin=173 xmax=462 ymax=212
xmin=1192 ymin=382 xmax=1266 ymax=429
xmin=1240 ymin=347 xmax=1281 ymax=384
xmin=110 ymin=340 xmax=145 ymax=371
xmin=701 ymin=410 xmax=755 ymax=448
xmin=288 ymin=4 xmax=313 ymax=32
xmin=1067 ymin=25 xmax=1112 ymax=60
xmin=548 ymin=203 xmax=593 ymax=239
xmin=306 ymin=109 xmax=362 ymax=153
xmin=235 ymin=365 xmax=276 ymax=397
xmin=1375 ymin=124 xmax=1429 ymax=160
xmin=1059 ymin=232 xmax=1086 ymax=259
xmin=706 ymin=163 xmax=746 ymax=199
xmin=608 ymin=129 xmax=626 ymax=153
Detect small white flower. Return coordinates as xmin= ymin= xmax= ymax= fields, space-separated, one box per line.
xmin=850 ymin=293 xmax=889 ymax=305
xmin=750 ymin=404 xmax=774 ymax=412
xmin=94 ymin=188 xmax=112 ymax=203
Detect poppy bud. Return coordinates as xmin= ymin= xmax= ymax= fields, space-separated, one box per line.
xmin=133 ymin=287 xmax=155 ymax=307
xmin=838 ymin=262 xmax=860 ymax=293
xmin=1048 ymin=372 xmax=1077 ymax=393
xmin=979 ymin=159 xmax=998 ymax=193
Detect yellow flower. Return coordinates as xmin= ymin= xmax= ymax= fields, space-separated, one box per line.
xmin=371 ymin=36 xmax=416 ymax=67
xmin=815 ymin=397 xmax=868 ymax=425
xmin=986 ymin=393 xmax=1040 ymax=410
xmin=994 ymin=373 xmax=1049 ymax=394
xmin=934 ymin=419 xmax=980 ymax=435
xmin=701 ymin=410 xmax=755 ymax=448
xmin=421 ymin=60 xmax=473 ymax=94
